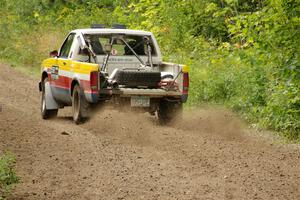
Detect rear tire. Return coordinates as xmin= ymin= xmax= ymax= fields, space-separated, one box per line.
xmin=41 ymin=78 xmax=58 ymax=119
xmin=72 ymin=85 xmax=90 ymax=124
xmin=157 ymin=100 xmax=182 ymax=125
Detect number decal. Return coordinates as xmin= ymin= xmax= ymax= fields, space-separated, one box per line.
xmin=111 ymin=49 xmax=118 ymax=56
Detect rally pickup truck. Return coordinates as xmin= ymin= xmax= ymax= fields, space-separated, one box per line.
xmin=39 ymin=24 xmax=189 ymax=124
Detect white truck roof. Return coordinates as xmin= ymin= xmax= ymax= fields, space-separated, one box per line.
xmin=72 ymin=28 xmax=153 ymax=36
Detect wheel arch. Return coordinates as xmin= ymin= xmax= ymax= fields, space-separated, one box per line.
xmin=41 ymin=71 xmax=48 ymax=82
xmin=39 ymin=71 xmax=49 ymax=92
xmin=71 ymin=79 xmax=80 ymax=97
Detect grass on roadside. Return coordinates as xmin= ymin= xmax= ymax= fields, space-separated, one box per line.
xmin=0 ymin=152 xmax=19 ymax=200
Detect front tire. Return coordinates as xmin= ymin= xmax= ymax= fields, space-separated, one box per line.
xmin=72 ymin=85 xmax=90 ymax=124
xmin=157 ymin=100 xmax=182 ymax=125
xmin=41 ymin=78 xmax=58 ymax=119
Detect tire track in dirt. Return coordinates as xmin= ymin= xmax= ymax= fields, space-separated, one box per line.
xmin=0 ymin=64 xmax=300 ymax=200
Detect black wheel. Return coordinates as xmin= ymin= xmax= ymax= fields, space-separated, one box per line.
xmin=157 ymin=100 xmax=182 ymax=125
xmin=41 ymin=78 xmax=58 ymax=119
xmin=72 ymin=84 xmax=90 ymax=124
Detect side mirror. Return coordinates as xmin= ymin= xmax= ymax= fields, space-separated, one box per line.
xmin=50 ymin=50 xmax=58 ymax=57
xmin=77 ymin=34 xmax=88 ymax=50
xmin=104 ymin=44 xmax=112 ymax=54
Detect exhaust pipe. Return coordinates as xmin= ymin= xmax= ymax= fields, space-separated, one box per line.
xmin=108 ymin=68 xmax=119 ymax=88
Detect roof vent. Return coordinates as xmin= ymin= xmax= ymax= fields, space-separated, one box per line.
xmin=112 ymin=24 xmax=126 ymax=29
xmin=91 ymin=24 xmax=105 ymax=29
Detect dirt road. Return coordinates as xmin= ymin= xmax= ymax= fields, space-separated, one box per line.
xmin=0 ymin=64 xmax=299 ymax=200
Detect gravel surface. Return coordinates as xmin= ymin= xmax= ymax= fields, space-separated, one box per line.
xmin=0 ymin=64 xmax=299 ymax=200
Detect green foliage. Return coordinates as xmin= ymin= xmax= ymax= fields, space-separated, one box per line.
xmin=0 ymin=0 xmax=299 ymax=138
xmin=0 ymin=153 xmax=19 ymax=200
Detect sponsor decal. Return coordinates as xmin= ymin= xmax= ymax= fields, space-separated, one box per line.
xmin=103 ymin=57 xmax=134 ymax=62
xmin=51 ymin=65 xmax=59 ymax=80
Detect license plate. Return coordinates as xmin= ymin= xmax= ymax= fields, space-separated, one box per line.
xmin=131 ymin=96 xmax=150 ymax=107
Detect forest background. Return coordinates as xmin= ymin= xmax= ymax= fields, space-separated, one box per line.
xmin=0 ymin=0 xmax=299 ymax=139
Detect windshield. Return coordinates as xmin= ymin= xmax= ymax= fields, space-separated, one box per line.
xmin=84 ymin=34 xmax=156 ymax=56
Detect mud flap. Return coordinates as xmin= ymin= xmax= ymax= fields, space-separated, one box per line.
xmin=181 ymin=94 xmax=188 ymax=103
xmin=45 ymin=82 xmax=59 ymax=110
